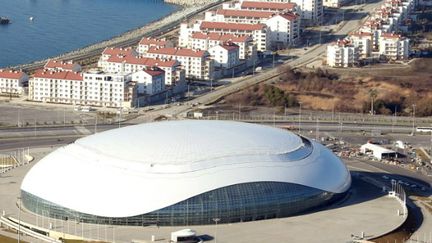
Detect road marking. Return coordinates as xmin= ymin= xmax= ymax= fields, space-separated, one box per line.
xmin=74 ymin=126 xmax=91 ymax=135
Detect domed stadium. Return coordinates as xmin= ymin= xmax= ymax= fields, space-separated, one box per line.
xmin=20 ymin=120 xmax=351 ymax=226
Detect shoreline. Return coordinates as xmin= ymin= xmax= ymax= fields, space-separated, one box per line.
xmin=9 ymin=0 xmax=223 ymax=72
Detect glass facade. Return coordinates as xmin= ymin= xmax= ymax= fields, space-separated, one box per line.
xmin=22 ymin=181 xmax=345 ymax=226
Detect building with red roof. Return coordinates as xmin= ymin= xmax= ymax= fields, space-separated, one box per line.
xmin=131 ymin=67 xmax=165 ymax=95
xmin=44 ymin=60 xmax=82 ymax=72
xmin=266 ymin=13 xmax=300 ymax=48
xmin=378 ymin=32 xmax=409 ymax=60
xmin=0 ymin=69 xmax=29 ymax=96
xmin=144 ymin=47 xmax=214 ymax=80
xmin=29 ymin=69 xmax=137 ymax=108
xmin=327 ymin=39 xmax=359 ymax=67
xmin=190 ymin=32 xmax=257 ymax=61
xmin=209 ymin=42 xmax=241 ymax=69
xmin=137 ymin=37 xmax=174 ymax=54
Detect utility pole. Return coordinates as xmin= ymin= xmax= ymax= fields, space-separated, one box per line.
xmin=298 ymin=102 xmax=302 ymax=134
xmin=411 ymin=104 xmax=416 ymax=135
xmin=316 ymin=118 xmax=320 ymax=141
xmin=18 ymin=197 xmax=21 ymax=243
xmin=212 ymin=218 xmax=220 ymax=243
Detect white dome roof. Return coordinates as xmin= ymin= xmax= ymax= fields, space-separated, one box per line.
xmin=21 ymin=121 xmax=351 ymax=218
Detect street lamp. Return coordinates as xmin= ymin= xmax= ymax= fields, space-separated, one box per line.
xmin=212 ymin=218 xmax=220 ymax=243
xmin=411 ymin=104 xmax=416 ymax=135
xmin=17 ymin=196 xmax=21 ymax=243
xmin=298 ymin=102 xmax=302 ymax=134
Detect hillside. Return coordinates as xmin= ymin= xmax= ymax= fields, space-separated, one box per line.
xmin=223 ymin=58 xmax=432 ymax=116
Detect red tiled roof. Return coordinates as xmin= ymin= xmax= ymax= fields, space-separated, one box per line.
xmin=277 ymin=12 xmax=298 ymax=21
xmin=0 ymin=69 xmax=26 ymax=79
xmin=350 ymin=31 xmax=373 ymax=37
xmin=147 ymin=47 xmax=208 ymax=58
xmin=44 ymin=60 xmax=77 ymax=70
xmin=191 ymin=32 xmax=252 ymax=42
xmin=102 ymin=47 xmax=134 ymax=56
xmin=330 ymin=39 xmax=353 ymax=47
xmin=139 ymin=37 xmax=169 ymax=46
xmin=381 ymin=32 xmax=402 ymax=39
xmin=33 ymin=69 xmax=83 ymax=81
xmin=241 ymin=1 xmax=296 ymax=11
xmin=200 ymin=21 xmax=265 ymax=31
xmin=107 ymin=53 xmax=179 ymax=68
xmin=220 ymin=42 xmax=240 ymax=51
xmin=143 ymin=68 xmax=165 ymax=77
xmin=216 ymin=9 xmax=274 ymax=18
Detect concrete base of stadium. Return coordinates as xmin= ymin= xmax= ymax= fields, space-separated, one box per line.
xmin=0 ymin=147 xmax=406 ymax=243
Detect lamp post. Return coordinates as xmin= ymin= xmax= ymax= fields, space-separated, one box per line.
xmin=411 ymin=104 xmax=416 ymax=135
xmin=17 ymin=196 xmax=21 ymax=243
xmin=298 ymin=102 xmax=302 ymax=134
xmin=212 ymin=218 xmax=220 ymax=243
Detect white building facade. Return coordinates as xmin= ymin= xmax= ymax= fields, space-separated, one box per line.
xmin=266 ymin=13 xmax=301 ymax=48
xmin=29 ymin=70 xmax=136 ymax=108
xmin=327 ymin=40 xmax=359 ymax=67
xmin=378 ymin=33 xmax=409 ymax=60
xmin=209 ymin=43 xmax=241 ymax=69
xmin=131 ymin=68 xmax=165 ymax=95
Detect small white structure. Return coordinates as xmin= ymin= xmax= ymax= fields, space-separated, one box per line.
xmin=171 ymin=229 xmax=198 ymax=242
xmin=360 ymin=143 xmax=397 ymax=160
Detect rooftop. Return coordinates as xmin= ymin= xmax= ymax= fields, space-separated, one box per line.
xmin=200 ymin=21 xmax=266 ymax=31
xmin=241 ymin=1 xmax=296 ymax=11
xmin=33 ymin=69 xmax=83 ymax=81
xmin=147 ymin=47 xmax=208 ymax=58
xmin=216 ymin=9 xmax=274 ymax=18
xmin=0 ymin=69 xmax=26 ymax=79
xmin=44 ymin=60 xmax=78 ymax=70
xmin=191 ymin=32 xmax=252 ymax=42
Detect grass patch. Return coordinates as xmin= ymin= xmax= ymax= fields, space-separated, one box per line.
xmin=0 ymin=233 xmax=28 ymax=243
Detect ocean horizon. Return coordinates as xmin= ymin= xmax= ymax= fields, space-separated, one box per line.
xmin=0 ymin=0 xmax=177 ymax=68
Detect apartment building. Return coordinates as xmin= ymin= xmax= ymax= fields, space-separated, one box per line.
xmin=44 ymin=60 xmax=82 ymax=72
xmin=378 ymin=33 xmax=409 ymax=60
xmin=137 ymin=37 xmax=174 ymax=54
xmin=348 ymin=31 xmax=373 ymax=58
xmin=98 ymin=47 xmax=137 ymax=71
xmin=208 ymin=42 xmax=241 ymax=69
xmin=131 ymin=67 xmax=165 ymax=95
xmin=327 ymin=40 xmax=359 ymax=67
xmin=266 ymin=13 xmax=301 ymax=48
xmin=143 ymin=47 xmax=214 ymax=80
xmin=199 ymin=21 xmax=269 ymax=51
xmin=189 ymin=32 xmax=257 ymax=61
xmin=0 ymin=69 xmax=28 ymax=96
xmin=29 ymin=69 xmax=136 ymax=108
xmin=237 ymin=0 xmax=321 ymax=24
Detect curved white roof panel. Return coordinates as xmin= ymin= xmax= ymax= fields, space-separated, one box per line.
xmin=21 ymin=120 xmax=351 ymax=218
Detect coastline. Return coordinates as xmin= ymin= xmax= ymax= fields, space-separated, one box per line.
xmin=11 ymin=0 xmax=222 ymax=72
